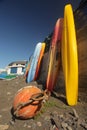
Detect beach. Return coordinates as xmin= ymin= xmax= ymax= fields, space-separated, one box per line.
xmin=0 ymin=75 xmax=87 ymax=130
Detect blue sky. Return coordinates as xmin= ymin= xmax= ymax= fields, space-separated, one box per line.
xmin=0 ymin=0 xmax=80 ymax=68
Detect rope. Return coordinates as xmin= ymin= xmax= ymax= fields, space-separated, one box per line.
xmin=13 ymin=89 xmax=51 ymax=117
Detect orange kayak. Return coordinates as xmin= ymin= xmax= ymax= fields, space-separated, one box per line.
xmin=46 ymin=18 xmax=63 ymax=92
xmin=34 ymin=43 xmax=46 ymax=80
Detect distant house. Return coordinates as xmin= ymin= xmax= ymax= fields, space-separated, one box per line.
xmin=0 ymin=68 xmax=6 ymax=74
xmin=6 ymin=61 xmax=27 ymax=75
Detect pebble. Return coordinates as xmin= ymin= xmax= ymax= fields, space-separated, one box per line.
xmin=31 ymin=122 xmax=37 ymax=130
xmin=9 ymin=120 xmax=15 ymax=126
xmin=27 ymin=125 xmax=32 ymax=128
xmin=44 ymin=115 xmax=50 ymax=121
xmin=7 ymin=92 xmax=11 ymax=95
xmin=37 ymin=121 xmax=42 ymax=127
xmin=0 ymin=124 xmax=9 ymax=130
xmin=0 ymin=115 xmax=2 ymax=118
xmin=23 ymin=123 xmax=27 ymax=127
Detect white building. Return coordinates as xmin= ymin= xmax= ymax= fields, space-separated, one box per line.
xmin=6 ymin=61 xmax=27 ymax=75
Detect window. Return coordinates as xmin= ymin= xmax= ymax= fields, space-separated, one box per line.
xmin=11 ymin=67 xmax=17 ymax=74
xmin=22 ymin=67 xmax=25 ymax=72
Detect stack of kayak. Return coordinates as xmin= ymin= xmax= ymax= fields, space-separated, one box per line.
xmin=25 ymin=18 xmax=63 ymax=93
xmin=12 ymin=1 xmax=87 ymax=120
xmin=24 ymin=4 xmax=79 ymax=106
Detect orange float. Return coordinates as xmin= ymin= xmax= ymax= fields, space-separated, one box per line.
xmin=12 ymin=86 xmax=42 ymax=119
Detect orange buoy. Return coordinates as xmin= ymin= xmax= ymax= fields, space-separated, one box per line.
xmin=12 ymin=86 xmax=42 ymax=119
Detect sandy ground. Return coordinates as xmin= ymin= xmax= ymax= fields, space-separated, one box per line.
xmin=0 ymin=76 xmax=87 ymax=130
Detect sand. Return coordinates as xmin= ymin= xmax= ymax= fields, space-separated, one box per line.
xmin=0 ymin=76 xmax=87 ymax=130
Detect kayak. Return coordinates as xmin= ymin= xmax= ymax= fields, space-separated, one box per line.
xmin=61 ymin=4 xmax=78 ymax=106
xmin=46 ymin=18 xmax=63 ymax=92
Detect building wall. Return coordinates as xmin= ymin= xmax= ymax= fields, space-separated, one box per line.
xmin=7 ymin=66 xmax=25 ymax=75
xmin=6 ymin=61 xmax=26 ymax=75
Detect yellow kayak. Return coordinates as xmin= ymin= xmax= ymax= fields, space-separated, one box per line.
xmin=61 ymin=4 xmax=78 ymax=105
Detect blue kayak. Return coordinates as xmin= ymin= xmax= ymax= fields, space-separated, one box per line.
xmin=27 ymin=42 xmax=42 ymax=83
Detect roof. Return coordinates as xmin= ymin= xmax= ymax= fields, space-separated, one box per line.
xmin=8 ymin=60 xmax=27 ymax=66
